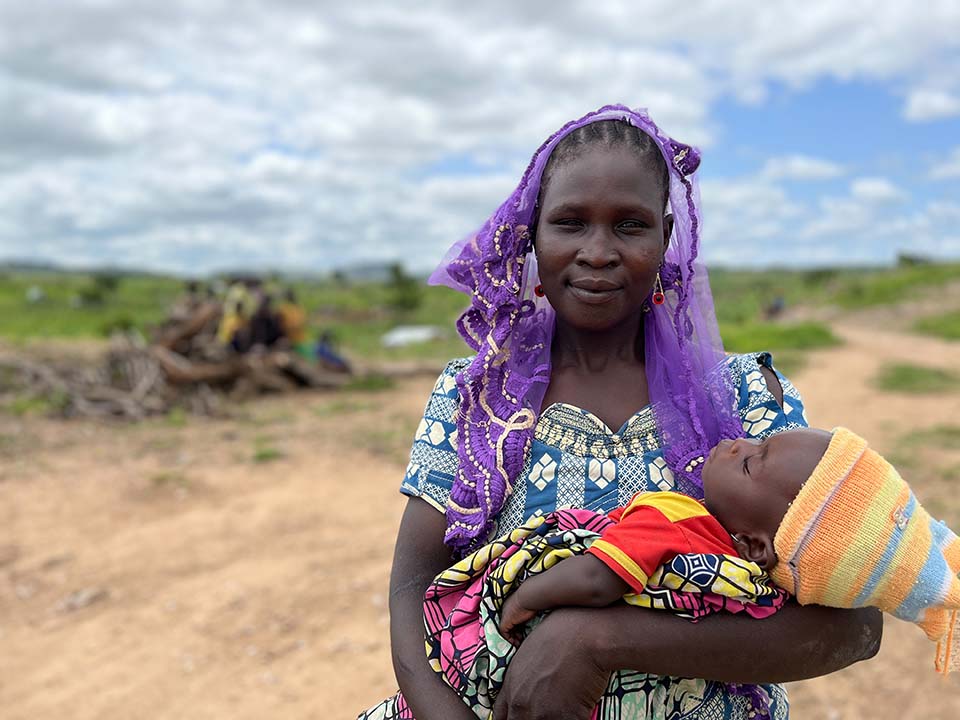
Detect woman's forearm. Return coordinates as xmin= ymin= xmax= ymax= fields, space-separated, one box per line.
xmin=584 ymin=600 xmax=882 ymax=683
xmin=390 ymin=585 xmax=477 ymax=720
xmin=387 ymin=498 xmax=476 ymax=720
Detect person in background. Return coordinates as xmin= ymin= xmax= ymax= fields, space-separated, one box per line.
xmin=313 ymin=330 xmax=351 ymax=373
xmin=245 ymin=290 xmax=283 ymax=351
xmin=218 ymin=278 xmax=256 ymax=350
xmin=276 ymin=288 xmax=311 ymax=357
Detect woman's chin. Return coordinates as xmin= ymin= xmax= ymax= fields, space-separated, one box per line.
xmin=554 ymin=300 xmax=643 ymax=334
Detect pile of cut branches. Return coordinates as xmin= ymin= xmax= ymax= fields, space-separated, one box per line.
xmin=0 ymin=301 xmax=349 ymax=420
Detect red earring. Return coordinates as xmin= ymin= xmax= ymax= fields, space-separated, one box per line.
xmin=651 ymin=273 xmax=665 ymax=306
xmin=534 ymin=284 xmax=545 ymax=297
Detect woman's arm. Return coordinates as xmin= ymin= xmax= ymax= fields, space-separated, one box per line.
xmin=389 ymin=497 xmax=477 ymax=720
xmin=492 ymin=601 xmax=881 ymax=720
xmin=590 ymin=599 xmax=882 ymax=681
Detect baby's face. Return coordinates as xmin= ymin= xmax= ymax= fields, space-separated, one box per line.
xmin=701 ymin=428 xmax=832 ymax=541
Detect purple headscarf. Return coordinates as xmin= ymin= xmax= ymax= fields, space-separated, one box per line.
xmin=430 ymin=105 xmax=744 ymax=554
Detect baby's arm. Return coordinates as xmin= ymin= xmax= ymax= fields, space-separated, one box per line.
xmin=499 ymin=554 xmax=630 ymax=644
xmin=500 ymin=493 xmax=711 ymax=644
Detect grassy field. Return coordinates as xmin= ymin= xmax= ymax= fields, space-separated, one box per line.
xmin=915 ymin=310 xmax=960 ymax=341
xmin=708 ymin=261 xmax=960 ymax=322
xmin=874 ymin=363 xmax=960 ymax=394
xmin=2 ymin=261 xmax=958 ymax=364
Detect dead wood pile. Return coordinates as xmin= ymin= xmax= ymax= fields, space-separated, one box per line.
xmin=0 ymin=301 xmax=351 ymax=420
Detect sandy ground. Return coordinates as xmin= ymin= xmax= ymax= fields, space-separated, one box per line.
xmin=2 ymin=308 xmax=960 ymax=719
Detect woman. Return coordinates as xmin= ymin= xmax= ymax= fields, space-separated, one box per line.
xmin=384 ymin=106 xmax=881 ymax=720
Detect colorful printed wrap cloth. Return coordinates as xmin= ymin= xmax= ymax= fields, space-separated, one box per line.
xmin=360 ymin=509 xmax=788 ymax=720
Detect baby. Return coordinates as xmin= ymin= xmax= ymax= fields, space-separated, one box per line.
xmin=500 ymin=427 xmax=960 ymax=673
xmin=361 ymin=428 xmax=960 ymax=719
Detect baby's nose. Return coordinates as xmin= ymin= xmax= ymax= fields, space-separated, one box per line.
xmin=730 ymin=437 xmax=760 ymax=454
xmin=715 ymin=438 xmax=735 ymax=455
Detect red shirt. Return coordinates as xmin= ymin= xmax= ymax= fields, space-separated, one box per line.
xmin=586 ymin=491 xmax=737 ymax=594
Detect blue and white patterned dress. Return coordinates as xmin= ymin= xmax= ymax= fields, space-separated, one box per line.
xmin=401 ymin=352 xmax=808 ymax=720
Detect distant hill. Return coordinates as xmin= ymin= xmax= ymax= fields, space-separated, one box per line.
xmin=0 ymin=259 xmax=166 ymax=278
xmin=0 ymin=259 xmax=66 ymax=273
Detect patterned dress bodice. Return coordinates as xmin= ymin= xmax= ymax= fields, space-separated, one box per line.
xmin=402 ymin=352 xmax=806 ymax=539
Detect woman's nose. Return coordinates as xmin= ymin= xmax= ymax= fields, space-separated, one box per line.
xmin=576 ymin=229 xmax=619 ymax=267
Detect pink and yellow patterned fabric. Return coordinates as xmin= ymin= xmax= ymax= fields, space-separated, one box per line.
xmin=360 ymin=508 xmax=787 ymax=720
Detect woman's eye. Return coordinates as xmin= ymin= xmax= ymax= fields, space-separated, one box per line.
xmin=555 ymin=219 xmax=583 ymax=229
xmin=618 ymin=220 xmax=649 ymax=231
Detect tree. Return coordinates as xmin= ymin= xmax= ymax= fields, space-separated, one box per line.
xmin=386 ymin=262 xmax=422 ymax=314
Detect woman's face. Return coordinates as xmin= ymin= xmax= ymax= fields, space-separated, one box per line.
xmin=534 ymin=145 xmax=672 ymax=333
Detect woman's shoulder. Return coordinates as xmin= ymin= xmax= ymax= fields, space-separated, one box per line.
xmin=416 ymin=356 xmax=474 ymax=424
xmin=441 ymin=355 xmax=473 ymax=376
xmin=724 ymin=351 xmax=795 ymax=390
xmin=724 ymin=351 xmax=808 ymax=436
xmin=401 ymin=359 xmax=474 ymax=510
xmin=430 ymin=356 xmax=473 ymax=397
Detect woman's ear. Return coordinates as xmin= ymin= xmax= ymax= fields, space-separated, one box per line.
xmin=735 ymin=532 xmax=777 ymax=571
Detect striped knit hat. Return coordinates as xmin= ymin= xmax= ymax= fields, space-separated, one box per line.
xmin=770 ymin=427 xmax=960 ymax=674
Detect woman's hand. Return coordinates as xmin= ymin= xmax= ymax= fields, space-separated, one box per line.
xmin=492 ymin=607 xmax=610 ymax=720
xmin=499 ymin=592 xmax=537 ymax=646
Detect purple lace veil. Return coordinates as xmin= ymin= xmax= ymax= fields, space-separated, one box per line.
xmin=430 ymin=105 xmax=744 ymax=554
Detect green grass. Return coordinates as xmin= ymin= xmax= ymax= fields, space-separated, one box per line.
xmin=0 ymin=270 xmax=471 ymax=363
xmin=718 ymin=321 xmax=840 ymax=378
xmin=709 ymin=261 xmax=960 ymax=321
xmin=0 ymin=272 xmax=182 ymax=340
xmin=251 ymin=435 xmax=284 ymax=463
xmin=2 ymin=261 xmax=959 ymax=371
xmin=165 ymin=407 xmax=188 ymax=428
xmin=344 ymin=373 xmax=396 ymax=392
xmin=252 ymin=445 xmax=284 ymax=463
xmin=314 ymin=398 xmax=377 ymax=416
xmin=0 ymin=432 xmax=18 ymax=457
xmin=150 ymin=470 xmax=191 ymax=488
xmin=874 ymin=363 xmax=960 ymax=394
xmin=888 ymin=426 xmax=960 ymax=528
xmin=720 ymin=321 xmax=840 ymax=353
xmin=828 ymin=263 xmax=960 ymax=309
xmin=896 ymin=425 xmax=960 ymax=451
xmin=914 ymin=310 xmax=960 ymax=341
xmin=2 ymin=390 xmax=69 ymax=417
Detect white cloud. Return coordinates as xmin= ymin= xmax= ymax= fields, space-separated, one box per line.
xmin=930 ymin=148 xmax=960 ymax=180
xmin=849 ymin=177 xmax=906 ymax=203
xmin=904 ymin=89 xmax=960 ymax=121
xmin=1 ymin=1 xmax=959 ymax=272
xmin=698 ymin=177 xmax=806 ymax=264
xmin=699 ymin=170 xmax=955 ymax=266
xmin=761 ymin=155 xmax=845 ymax=181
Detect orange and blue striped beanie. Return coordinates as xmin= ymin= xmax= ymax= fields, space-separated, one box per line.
xmin=770 ymin=427 xmax=960 ymax=674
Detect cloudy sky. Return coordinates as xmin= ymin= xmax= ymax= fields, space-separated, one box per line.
xmin=2 ymin=1 xmax=960 ymax=275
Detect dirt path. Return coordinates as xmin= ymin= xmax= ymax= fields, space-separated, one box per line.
xmin=782 ymin=319 xmax=960 ymax=719
xmin=2 ymin=310 xmax=959 ymax=719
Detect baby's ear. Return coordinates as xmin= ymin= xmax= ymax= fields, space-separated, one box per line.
xmin=737 ymin=532 xmax=777 ymax=572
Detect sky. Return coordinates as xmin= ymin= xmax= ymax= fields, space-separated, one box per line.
xmin=2 ymin=0 xmax=960 ymax=275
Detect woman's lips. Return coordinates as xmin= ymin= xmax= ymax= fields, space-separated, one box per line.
xmin=567 ymin=279 xmax=621 ymax=304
